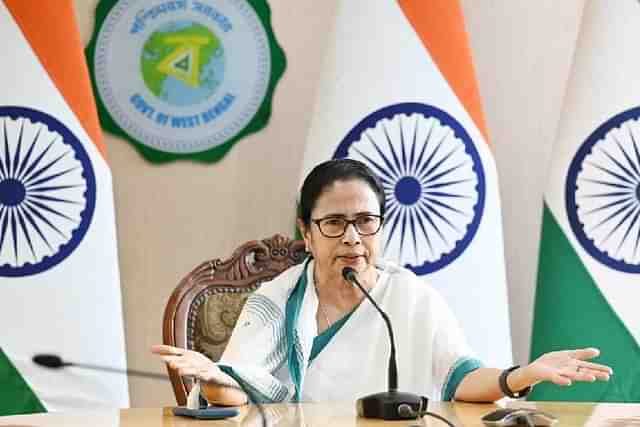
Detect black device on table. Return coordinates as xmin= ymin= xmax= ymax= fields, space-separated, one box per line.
xmin=482 ymin=408 xmax=558 ymax=427
xmin=172 ymin=406 xmax=240 ymax=419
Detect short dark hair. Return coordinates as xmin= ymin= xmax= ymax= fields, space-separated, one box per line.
xmin=297 ymin=158 xmax=385 ymax=226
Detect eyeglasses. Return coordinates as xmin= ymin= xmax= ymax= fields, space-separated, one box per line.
xmin=311 ymin=214 xmax=384 ymax=238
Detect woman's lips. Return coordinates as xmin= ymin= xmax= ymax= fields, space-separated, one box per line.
xmin=338 ymin=255 xmax=364 ymax=263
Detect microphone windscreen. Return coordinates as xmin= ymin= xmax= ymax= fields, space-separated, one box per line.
xmin=33 ymin=354 xmax=66 ymax=368
xmin=342 ymin=266 xmax=356 ymax=282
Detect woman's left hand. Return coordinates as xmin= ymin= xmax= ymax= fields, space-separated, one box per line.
xmin=151 ymin=344 xmax=224 ymax=383
xmin=522 ymin=347 xmax=612 ymax=386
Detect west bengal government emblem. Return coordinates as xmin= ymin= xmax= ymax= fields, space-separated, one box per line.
xmin=86 ymin=0 xmax=286 ymax=163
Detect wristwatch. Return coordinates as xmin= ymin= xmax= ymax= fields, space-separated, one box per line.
xmin=499 ymin=365 xmax=531 ymax=398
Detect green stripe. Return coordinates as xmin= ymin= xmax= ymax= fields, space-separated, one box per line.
xmin=284 ymin=259 xmax=311 ymax=402
xmin=529 ymin=204 xmax=640 ymax=402
xmin=309 ymin=309 xmax=354 ymax=364
xmin=441 ymin=357 xmax=482 ymax=401
xmin=0 ymin=348 xmax=46 ymax=415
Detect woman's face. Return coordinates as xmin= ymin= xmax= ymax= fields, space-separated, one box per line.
xmin=298 ymin=179 xmax=383 ymax=284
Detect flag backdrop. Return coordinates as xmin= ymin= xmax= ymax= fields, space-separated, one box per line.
xmin=0 ymin=0 xmax=129 ymax=414
xmin=300 ymin=0 xmax=512 ymax=369
xmin=530 ymin=0 xmax=640 ymax=401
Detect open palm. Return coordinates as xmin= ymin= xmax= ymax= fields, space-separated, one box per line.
xmin=151 ymin=344 xmax=222 ymax=383
xmin=527 ymin=348 xmax=612 ymax=386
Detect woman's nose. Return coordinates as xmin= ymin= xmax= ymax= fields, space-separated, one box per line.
xmin=342 ymin=223 xmax=361 ymax=244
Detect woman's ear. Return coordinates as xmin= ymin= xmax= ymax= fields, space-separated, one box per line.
xmin=296 ymin=219 xmax=310 ymax=252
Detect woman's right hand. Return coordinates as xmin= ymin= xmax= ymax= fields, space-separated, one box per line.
xmin=152 ymin=344 xmax=247 ymax=405
xmin=151 ymin=344 xmax=224 ymax=384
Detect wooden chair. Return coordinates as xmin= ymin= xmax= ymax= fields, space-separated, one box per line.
xmin=162 ymin=234 xmax=306 ymax=405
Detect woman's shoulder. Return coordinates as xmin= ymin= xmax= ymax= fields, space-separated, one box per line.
xmin=251 ymin=260 xmax=307 ymax=303
xmin=379 ymin=259 xmax=445 ymax=303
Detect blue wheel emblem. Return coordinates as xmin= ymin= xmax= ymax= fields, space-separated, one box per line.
xmin=566 ymin=107 xmax=640 ymax=273
xmin=0 ymin=107 xmax=96 ymax=277
xmin=334 ymin=103 xmax=486 ymax=275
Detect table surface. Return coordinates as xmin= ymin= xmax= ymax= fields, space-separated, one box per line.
xmin=1 ymin=401 xmax=639 ymax=426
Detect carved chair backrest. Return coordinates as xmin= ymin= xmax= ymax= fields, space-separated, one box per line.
xmin=162 ymin=234 xmax=306 ymax=405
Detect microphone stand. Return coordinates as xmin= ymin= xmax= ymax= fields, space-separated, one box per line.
xmin=342 ymin=267 xmax=427 ymax=420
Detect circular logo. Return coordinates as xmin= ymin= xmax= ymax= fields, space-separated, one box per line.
xmin=90 ymin=0 xmax=278 ymax=155
xmin=334 ymin=103 xmax=486 ymax=275
xmin=0 ymin=107 xmax=96 ymax=277
xmin=566 ymin=107 xmax=640 ymax=273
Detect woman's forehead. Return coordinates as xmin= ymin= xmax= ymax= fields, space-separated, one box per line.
xmin=312 ymin=180 xmax=380 ymax=215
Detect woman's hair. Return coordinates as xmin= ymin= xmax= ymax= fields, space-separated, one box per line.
xmin=297 ymin=158 xmax=385 ymax=226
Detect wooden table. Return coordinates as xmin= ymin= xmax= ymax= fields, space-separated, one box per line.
xmin=1 ymin=401 xmax=639 ymax=426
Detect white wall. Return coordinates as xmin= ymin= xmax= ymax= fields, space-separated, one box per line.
xmin=72 ymin=0 xmax=584 ymax=406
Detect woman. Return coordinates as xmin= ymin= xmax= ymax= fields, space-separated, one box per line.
xmin=152 ymin=159 xmax=612 ymax=406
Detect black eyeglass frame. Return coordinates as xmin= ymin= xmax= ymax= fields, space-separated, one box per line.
xmin=311 ymin=214 xmax=384 ymax=238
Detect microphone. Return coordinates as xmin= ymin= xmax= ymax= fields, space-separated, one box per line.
xmin=33 ymin=354 xmax=166 ymax=380
xmin=342 ymin=267 xmax=398 ymax=391
xmin=33 ymin=353 xmax=267 ymax=425
xmin=342 ymin=267 xmax=428 ymax=420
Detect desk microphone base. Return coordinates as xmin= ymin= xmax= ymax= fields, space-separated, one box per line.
xmin=356 ymin=391 xmax=428 ymax=420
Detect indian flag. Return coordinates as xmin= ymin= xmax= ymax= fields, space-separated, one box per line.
xmin=0 ymin=0 xmax=129 ymax=414
xmin=530 ymin=0 xmax=640 ymax=402
xmin=300 ymin=0 xmax=512 ymax=368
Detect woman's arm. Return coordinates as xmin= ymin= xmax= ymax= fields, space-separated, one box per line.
xmin=151 ymin=344 xmax=248 ymax=406
xmin=454 ymin=348 xmax=612 ymax=402
xmin=453 ymin=367 xmax=538 ymax=402
xmin=453 ymin=368 xmax=505 ymax=402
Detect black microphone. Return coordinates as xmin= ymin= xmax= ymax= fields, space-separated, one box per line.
xmin=33 ymin=354 xmax=166 ymax=380
xmin=342 ymin=267 xmax=398 ymax=391
xmin=33 ymin=353 xmax=267 ymax=426
xmin=342 ymin=267 xmax=428 ymax=421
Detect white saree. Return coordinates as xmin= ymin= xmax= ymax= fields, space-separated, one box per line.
xmin=189 ymin=258 xmax=482 ymax=405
